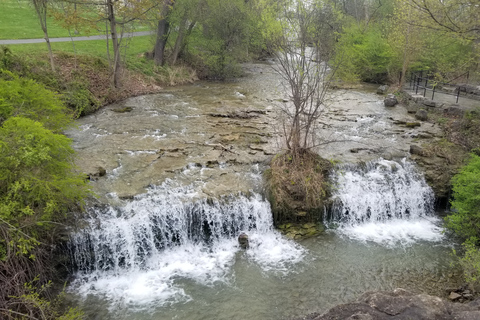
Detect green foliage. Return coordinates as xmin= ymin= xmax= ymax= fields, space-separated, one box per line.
xmin=0 ymin=114 xmax=88 ymax=316
xmin=445 ymin=153 xmax=480 ymax=240
xmin=3 ymin=278 xmax=84 ymax=320
xmin=0 ymin=72 xmax=72 ymax=131
xmin=454 ymin=238 xmax=480 ymax=290
xmin=62 ymin=80 xmax=99 ymax=118
xmin=0 ymin=117 xmax=88 ymax=226
xmin=335 ymin=22 xmax=394 ymax=83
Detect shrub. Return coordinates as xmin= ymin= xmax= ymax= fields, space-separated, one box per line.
xmin=265 ymin=150 xmax=331 ymax=225
xmin=0 ymin=117 xmax=89 ymax=318
xmin=445 ymin=153 xmax=480 ymax=240
xmin=0 ymin=72 xmax=71 ymax=131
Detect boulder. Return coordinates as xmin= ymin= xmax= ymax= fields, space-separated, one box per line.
xmin=377 ymin=85 xmax=389 ymax=95
xmin=415 ymin=109 xmax=428 ymax=121
xmin=384 ymin=94 xmax=398 ymax=107
xmin=295 ymin=289 xmax=480 ymax=320
xmin=238 ymin=233 xmax=249 ymax=249
xmin=449 ymin=292 xmax=462 ymax=301
xmin=411 ymin=94 xmax=426 ymax=103
xmin=423 ymin=99 xmax=437 ymax=108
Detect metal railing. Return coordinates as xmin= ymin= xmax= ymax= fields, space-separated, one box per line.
xmin=409 ymin=71 xmax=470 ymax=104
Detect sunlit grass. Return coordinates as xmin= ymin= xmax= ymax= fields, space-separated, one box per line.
xmin=0 ymin=0 xmax=151 ymax=40
xmin=7 ymin=35 xmax=154 ymax=63
xmin=0 ymin=0 xmax=76 ymax=39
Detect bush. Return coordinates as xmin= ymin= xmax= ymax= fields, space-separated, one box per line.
xmin=445 ymin=153 xmax=480 ymax=240
xmin=334 ymin=22 xmax=394 ymax=83
xmin=0 ymin=117 xmax=89 ymax=318
xmin=455 ymin=238 xmax=480 ymax=290
xmin=0 ymin=72 xmax=72 ymax=131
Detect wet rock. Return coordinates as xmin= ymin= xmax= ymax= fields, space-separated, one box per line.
xmin=410 ymin=145 xmax=425 ymax=156
xmin=405 ymin=102 xmax=419 ymax=114
xmin=88 ymin=166 xmax=107 ymax=180
xmin=377 ymin=85 xmax=389 ymax=95
xmin=238 ymin=233 xmax=249 ymax=249
xmin=405 ymin=122 xmax=421 ymax=128
xmin=415 ymin=109 xmax=428 ymax=121
xmin=384 ymin=94 xmax=398 ymax=107
xmin=296 ymin=289 xmax=480 ymax=320
xmin=278 ymin=222 xmax=324 ymax=240
xmin=423 ymin=99 xmax=437 ymax=108
xmin=112 ymin=106 xmax=133 ymax=113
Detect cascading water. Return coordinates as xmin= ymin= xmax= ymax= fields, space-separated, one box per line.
xmin=68 ymin=179 xmax=304 ymax=308
xmin=328 ymin=158 xmax=443 ymax=246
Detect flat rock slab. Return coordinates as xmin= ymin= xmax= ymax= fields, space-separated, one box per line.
xmin=296 ymin=289 xmax=480 ymax=320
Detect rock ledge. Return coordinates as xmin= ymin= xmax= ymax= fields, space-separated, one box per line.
xmin=295 ymin=289 xmax=480 ymax=320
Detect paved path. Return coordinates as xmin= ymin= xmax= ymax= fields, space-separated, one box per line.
xmin=0 ymin=31 xmax=153 ymax=45
xmin=403 ymin=86 xmax=480 ymax=110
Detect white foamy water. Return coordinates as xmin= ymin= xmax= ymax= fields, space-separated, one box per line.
xmin=329 ymin=158 xmax=443 ymax=246
xmin=68 ymin=182 xmax=304 ymax=308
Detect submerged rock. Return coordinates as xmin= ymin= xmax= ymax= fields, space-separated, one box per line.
xmin=295 ymin=288 xmax=480 ymax=320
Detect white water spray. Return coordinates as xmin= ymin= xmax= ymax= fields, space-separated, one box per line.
xmin=329 ymin=158 xmax=443 ymax=246
xmin=69 ymin=181 xmax=304 ymax=307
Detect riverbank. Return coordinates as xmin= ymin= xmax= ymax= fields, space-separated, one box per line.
xmin=0 ymin=49 xmax=197 ymax=117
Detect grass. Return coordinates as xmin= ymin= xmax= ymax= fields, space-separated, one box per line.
xmin=0 ymin=0 xmax=76 ymax=39
xmin=0 ymin=0 xmax=151 ymax=40
xmin=7 ymin=35 xmax=153 ymax=65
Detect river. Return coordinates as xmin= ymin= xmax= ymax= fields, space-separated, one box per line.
xmin=65 ymin=61 xmax=460 ymax=320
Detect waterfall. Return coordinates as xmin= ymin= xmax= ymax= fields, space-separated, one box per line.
xmin=328 ymin=158 xmax=443 ymax=245
xmin=68 ymin=180 xmax=304 ymax=307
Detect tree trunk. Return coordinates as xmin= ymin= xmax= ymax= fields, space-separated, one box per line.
xmin=154 ymin=0 xmax=174 ymax=66
xmin=170 ymin=11 xmax=189 ymax=65
xmin=33 ymin=0 xmax=55 ymax=72
xmin=107 ymin=0 xmax=121 ymax=88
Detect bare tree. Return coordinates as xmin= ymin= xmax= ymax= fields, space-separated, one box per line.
xmin=273 ymin=0 xmax=340 ymax=154
xmin=409 ymin=0 xmax=480 ymax=40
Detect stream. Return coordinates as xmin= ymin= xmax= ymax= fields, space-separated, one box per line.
xmin=65 ymin=61 xmax=460 ymax=320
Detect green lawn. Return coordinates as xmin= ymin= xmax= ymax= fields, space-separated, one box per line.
xmin=8 ymin=34 xmax=153 ymax=60
xmin=0 ymin=0 xmax=151 ymax=40
xmin=0 ymin=0 xmax=75 ymax=39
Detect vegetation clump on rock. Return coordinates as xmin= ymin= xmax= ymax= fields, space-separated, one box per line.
xmin=265 ymin=150 xmax=331 ymax=227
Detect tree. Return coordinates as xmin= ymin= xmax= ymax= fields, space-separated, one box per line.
xmin=32 ymin=0 xmax=55 ymax=72
xmin=409 ymin=0 xmax=480 ymax=40
xmin=168 ymin=0 xmax=204 ymax=65
xmin=153 ymin=0 xmax=174 ymax=66
xmin=272 ymin=0 xmax=340 ymax=152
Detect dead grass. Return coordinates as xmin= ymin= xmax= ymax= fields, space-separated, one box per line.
xmin=265 ymin=149 xmax=331 ymax=225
